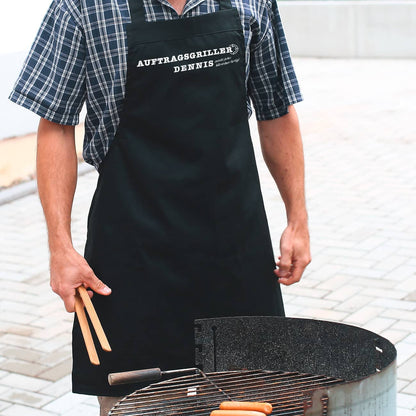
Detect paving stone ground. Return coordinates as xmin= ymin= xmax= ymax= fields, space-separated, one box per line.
xmin=0 ymin=57 xmax=415 ymax=415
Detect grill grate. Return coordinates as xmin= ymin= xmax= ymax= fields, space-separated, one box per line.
xmin=109 ymin=370 xmax=345 ymax=415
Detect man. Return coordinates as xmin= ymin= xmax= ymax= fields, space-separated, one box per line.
xmin=10 ymin=0 xmax=310 ymax=414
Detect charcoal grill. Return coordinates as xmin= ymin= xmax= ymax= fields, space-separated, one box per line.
xmin=109 ymin=316 xmax=397 ymax=415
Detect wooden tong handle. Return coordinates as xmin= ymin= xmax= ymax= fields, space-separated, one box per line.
xmin=78 ymin=286 xmax=112 ymax=352
xmin=75 ymin=293 xmax=100 ymax=365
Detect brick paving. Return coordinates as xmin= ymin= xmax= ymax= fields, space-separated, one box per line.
xmin=0 ymin=57 xmax=415 ymax=415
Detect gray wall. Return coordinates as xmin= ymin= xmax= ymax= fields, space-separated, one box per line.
xmin=279 ymin=0 xmax=416 ymax=58
xmin=1 ymin=52 xmax=87 ymax=141
xmin=0 ymin=0 xmax=59 ymax=140
xmin=1 ymin=52 xmax=40 ymax=140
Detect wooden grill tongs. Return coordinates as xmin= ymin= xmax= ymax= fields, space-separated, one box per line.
xmin=75 ymin=286 xmax=111 ymax=365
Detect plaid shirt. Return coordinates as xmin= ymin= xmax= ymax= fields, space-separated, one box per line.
xmin=9 ymin=0 xmax=303 ymax=168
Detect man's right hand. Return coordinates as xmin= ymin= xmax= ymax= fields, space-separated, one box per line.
xmin=50 ymin=247 xmax=111 ymax=312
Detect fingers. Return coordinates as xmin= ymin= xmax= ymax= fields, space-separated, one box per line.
xmin=275 ymin=242 xmax=293 ymax=284
xmin=54 ymin=277 xmax=110 ymax=313
xmin=275 ymin=263 xmax=301 ymax=286
xmin=275 ymin=223 xmax=311 ymax=286
xmin=275 ymin=249 xmax=292 ymax=280
xmin=84 ymin=272 xmax=112 ymax=296
xmin=275 ymin=255 xmax=311 ymax=286
xmin=50 ymin=277 xmax=77 ymax=312
xmin=59 ymin=287 xmax=78 ymax=313
xmin=56 ymin=279 xmax=110 ymax=313
xmin=49 ymin=248 xmax=111 ymax=313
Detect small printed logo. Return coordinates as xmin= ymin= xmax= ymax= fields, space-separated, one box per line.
xmin=228 ymin=44 xmax=239 ymax=55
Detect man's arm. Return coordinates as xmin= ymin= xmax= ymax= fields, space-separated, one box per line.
xmin=37 ymin=118 xmax=111 ymax=312
xmin=257 ymin=105 xmax=311 ymax=285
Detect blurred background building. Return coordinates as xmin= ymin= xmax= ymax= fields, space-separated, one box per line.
xmin=279 ymin=0 xmax=416 ymax=58
xmin=1 ymin=0 xmax=416 ymax=141
xmin=1 ymin=1 xmax=53 ymax=140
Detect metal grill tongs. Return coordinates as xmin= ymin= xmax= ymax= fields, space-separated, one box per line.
xmin=75 ymin=286 xmax=112 ymax=365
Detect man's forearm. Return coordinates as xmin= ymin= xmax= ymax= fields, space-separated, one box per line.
xmin=37 ymin=118 xmax=78 ymax=254
xmin=257 ymin=105 xmax=307 ymax=225
xmin=37 ymin=119 xmax=111 ymax=312
xmin=257 ymin=105 xmax=310 ymax=284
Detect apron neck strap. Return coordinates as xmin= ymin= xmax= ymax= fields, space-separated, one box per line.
xmin=129 ymin=0 xmax=146 ymax=23
xmin=128 ymin=0 xmax=234 ymax=24
xmin=218 ymin=0 xmax=233 ymax=11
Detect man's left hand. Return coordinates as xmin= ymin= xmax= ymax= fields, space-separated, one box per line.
xmin=274 ymin=223 xmax=311 ymax=285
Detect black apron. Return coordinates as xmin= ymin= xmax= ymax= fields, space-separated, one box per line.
xmin=72 ymin=0 xmax=285 ymax=396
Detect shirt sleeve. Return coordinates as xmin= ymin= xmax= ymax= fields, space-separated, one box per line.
xmin=8 ymin=1 xmax=86 ymax=125
xmin=248 ymin=0 xmax=303 ymax=120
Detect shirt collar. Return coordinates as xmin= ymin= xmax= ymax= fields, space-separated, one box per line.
xmin=182 ymin=0 xmax=207 ymax=15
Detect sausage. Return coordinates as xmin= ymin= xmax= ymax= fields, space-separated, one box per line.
xmin=210 ymin=411 xmax=266 ymax=416
xmin=219 ymin=401 xmax=273 ymax=415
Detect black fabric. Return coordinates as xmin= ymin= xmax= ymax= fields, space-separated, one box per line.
xmin=129 ymin=0 xmax=233 ymax=23
xmin=72 ymin=0 xmax=284 ymax=397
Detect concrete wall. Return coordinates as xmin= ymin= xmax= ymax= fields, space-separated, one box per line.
xmin=278 ymin=1 xmax=416 ymax=58
xmin=1 ymin=1 xmax=55 ymax=140
xmin=1 ymin=52 xmax=41 ymax=140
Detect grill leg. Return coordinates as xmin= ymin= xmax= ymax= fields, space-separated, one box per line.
xmin=98 ymin=396 xmax=123 ymax=416
xmin=304 ymin=390 xmax=329 ymax=416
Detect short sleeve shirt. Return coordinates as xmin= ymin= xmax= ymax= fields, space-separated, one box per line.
xmin=9 ymin=0 xmax=303 ymax=168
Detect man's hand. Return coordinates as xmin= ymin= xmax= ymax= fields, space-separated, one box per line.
xmin=50 ymin=248 xmax=111 ymax=312
xmin=275 ymin=222 xmax=311 ymax=285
